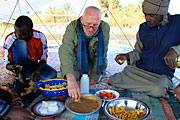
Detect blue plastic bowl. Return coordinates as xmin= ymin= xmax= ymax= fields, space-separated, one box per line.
xmin=35 ymin=78 xmax=68 ymax=96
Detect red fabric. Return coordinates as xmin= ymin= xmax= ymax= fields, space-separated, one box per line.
xmin=40 ymin=117 xmax=53 ymax=120
xmin=26 ymin=33 xmax=43 ymax=61
xmin=159 ymin=98 xmax=176 ymax=120
xmin=56 ymin=94 xmax=67 ymax=101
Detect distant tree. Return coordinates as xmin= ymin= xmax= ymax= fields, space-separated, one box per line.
xmin=45 ymin=3 xmax=76 ymax=23
xmin=46 ymin=6 xmax=58 ymax=23
xmin=98 ymin=0 xmax=109 ymax=8
xmin=98 ymin=0 xmax=119 ymax=9
xmin=137 ymin=1 xmax=143 ymax=11
xmin=36 ymin=11 xmax=43 ymax=14
xmin=60 ymin=2 xmax=75 ymax=14
xmin=47 ymin=6 xmax=57 ymax=14
xmin=98 ymin=0 xmax=144 ymax=27
xmin=111 ymin=0 xmax=119 ymax=9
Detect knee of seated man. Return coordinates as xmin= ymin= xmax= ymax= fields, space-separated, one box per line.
xmin=52 ymin=70 xmax=57 ymax=78
xmin=147 ymin=85 xmax=166 ymax=97
xmin=14 ymin=39 xmax=26 ymax=46
xmin=41 ymin=70 xmax=57 ymax=80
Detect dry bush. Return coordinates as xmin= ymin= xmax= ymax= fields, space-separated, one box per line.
xmin=104 ymin=8 xmax=145 ymax=28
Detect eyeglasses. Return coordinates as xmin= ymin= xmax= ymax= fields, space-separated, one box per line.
xmin=83 ymin=24 xmax=99 ymax=30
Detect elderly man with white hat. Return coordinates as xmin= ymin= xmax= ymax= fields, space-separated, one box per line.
xmin=108 ymin=0 xmax=180 ymax=100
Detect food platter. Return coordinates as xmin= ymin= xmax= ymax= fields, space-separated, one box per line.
xmin=95 ymin=89 xmax=120 ymax=101
xmin=31 ymin=100 xmax=65 ymax=117
xmin=104 ymin=97 xmax=150 ymax=120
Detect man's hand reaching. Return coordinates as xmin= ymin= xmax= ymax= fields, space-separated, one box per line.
xmin=115 ymin=54 xmax=129 ymax=65
xmin=66 ymin=73 xmax=80 ymax=100
xmin=6 ymin=106 xmax=35 ymax=120
xmin=6 ymin=64 xmax=23 ymax=73
xmin=31 ymin=71 xmax=41 ymax=82
xmin=174 ymin=84 xmax=180 ymax=101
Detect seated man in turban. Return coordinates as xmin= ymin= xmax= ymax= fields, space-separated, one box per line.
xmin=108 ymin=0 xmax=180 ymax=100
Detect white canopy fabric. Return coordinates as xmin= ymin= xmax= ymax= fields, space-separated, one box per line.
xmin=0 ymin=0 xmax=53 ymax=23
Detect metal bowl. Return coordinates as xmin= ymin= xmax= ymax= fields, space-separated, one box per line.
xmin=65 ymin=93 xmax=102 ymax=115
xmin=104 ymin=97 xmax=150 ymax=120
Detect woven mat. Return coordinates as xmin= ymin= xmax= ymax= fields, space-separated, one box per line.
xmin=0 ymin=46 xmax=180 ymax=120
xmin=27 ymin=87 xmax=180 ymax=120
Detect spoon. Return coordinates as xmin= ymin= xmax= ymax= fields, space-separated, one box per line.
xmin=102 ymin=99 xmax=105 ymax=107
xmin=101 ymin=97 xmax=107 ymax=107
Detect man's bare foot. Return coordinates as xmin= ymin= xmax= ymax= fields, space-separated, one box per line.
xmin=89 ymin=78 xmax=97 ymax=85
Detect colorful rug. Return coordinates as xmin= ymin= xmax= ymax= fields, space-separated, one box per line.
xmin=27 ymin=88 xmax=180 ymax=120
xmin=0 ymin=46 xmax=180 ymax=120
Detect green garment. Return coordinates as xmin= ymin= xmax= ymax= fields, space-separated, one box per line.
xmin=108 ymin=65 xmax=173 ymax=98
xmin=128 ymin=32 xmax=143 ymax=65
xmin=171 ymin=45 xmax=180 ymax=55
xmin=59 ymin=19 xmax=110 ymax=80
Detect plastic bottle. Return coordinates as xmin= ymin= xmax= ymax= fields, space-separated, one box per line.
xmin=80 ymin=74 xmax=89 ymax=94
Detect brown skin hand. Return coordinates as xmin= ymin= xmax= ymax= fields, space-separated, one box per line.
xmin=6 ymin=106 xmax=35 ymax=120
xmin=174 ymin=84 xmax=180 ymax=101
xmin=164 ymin=48 xmax=178 ymax=69
xmin=6 ymin=64 xmax=22 ymax=73
xmin=31 ymin=60 xmax=46 ymax=82
xmin=115 ymin=54 xmax=129 ymax=65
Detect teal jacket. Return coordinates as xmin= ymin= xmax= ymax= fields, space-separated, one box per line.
xmin=59 ymin=19 xmax=110 ymax=80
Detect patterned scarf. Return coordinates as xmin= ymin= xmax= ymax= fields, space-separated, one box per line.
xmin=76 ymin=18 xmax=105 ymax=75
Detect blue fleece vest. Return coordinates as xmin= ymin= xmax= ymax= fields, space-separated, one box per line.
xmin=136 ymin=14 xmax=180 ymax=78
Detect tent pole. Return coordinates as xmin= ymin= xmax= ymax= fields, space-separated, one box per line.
xmin=18 ymin=0 xmax=22 ymax=14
